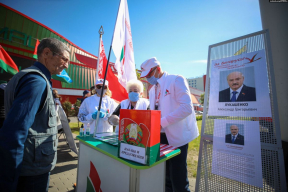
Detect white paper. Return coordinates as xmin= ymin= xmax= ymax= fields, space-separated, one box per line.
xmin=119 ymin=142 xmax=146 ymax=164
xmin=212 ymin=119 xmax=263 ymax=188
xmin=95 ymin=132 xmax=118 ymax=138
xmin=208 ymin=49 xmax=272 ymax=117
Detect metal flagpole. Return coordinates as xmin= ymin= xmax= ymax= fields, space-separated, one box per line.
xmin=93 ymin=46 xmax=114 ymax=137
xmin=96 ymin=26 xmax=104 ymax=82
xmin=93 ymin=0 xmax=123 ymax=137
xmin=93 ymin=26 xmax=104 ymax=137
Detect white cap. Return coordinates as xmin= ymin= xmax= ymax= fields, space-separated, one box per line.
xmin=96 ymin=79 xmax=109 ymax=86
xmin=140 ymin=57 xmax=160 ymax=78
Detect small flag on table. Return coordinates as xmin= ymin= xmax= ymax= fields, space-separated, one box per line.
xmin=0 ymin=45 xmax=19 ymax=75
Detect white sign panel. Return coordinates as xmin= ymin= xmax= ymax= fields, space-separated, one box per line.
xmin=208 ymin=49 xmax=272 ymax=117
xmin=77 ymin=143 xmax=130 ymax=192
xmin=119 ymin=142 xmax=146 ymax=164
xmin=212 ymin=119 xmax=263 ymax=188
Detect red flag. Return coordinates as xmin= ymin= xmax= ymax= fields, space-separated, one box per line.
xmin=98 ymin=39 xmax=128 ymax=102
xmin=0 ymin=45 xmax=19 ymax=75
xmin=33 ymin=39 xmax=40 ymax=59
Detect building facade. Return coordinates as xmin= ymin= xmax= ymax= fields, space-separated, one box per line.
xmin=187 ymin=76 xmax=204 ymax=91
xmin=0 ymin=3 xmax=122 ymax=104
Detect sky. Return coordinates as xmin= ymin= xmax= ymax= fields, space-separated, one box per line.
xmin=1 ymin=0 xmax=262 ymax=79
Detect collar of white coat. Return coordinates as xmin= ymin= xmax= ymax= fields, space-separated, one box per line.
xmin=156 ymin=71 xmax=168 ymax=86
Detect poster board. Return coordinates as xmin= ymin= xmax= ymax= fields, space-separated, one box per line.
xmin=195 ymin=30 xmax=287 ymax=191
xmin=57 ymin=105 xmax=78 ymax=154
xmin=208 ymin=49 xmax=272 ymax=117
xmin=212 ymin=119 xmax=263 ymax=188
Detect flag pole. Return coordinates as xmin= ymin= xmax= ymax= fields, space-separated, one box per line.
xmin=93 ymin=46 xmax=114 ymax=137
xmin=94 ymin=0 xmax=123 ymax=137
xmin=93 ymin=26 xmax=104 ymax=137
xmin=96 ymin=26 xmax=104 ymax=82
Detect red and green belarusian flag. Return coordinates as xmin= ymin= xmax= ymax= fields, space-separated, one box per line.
xmin=0 ymin=45 xmax=19 ymax=75
xmin=33 ymin=39 xmax=40 ymax=59
xmin=97 ymin=38 xmax=128 ymax=102
xmin=112 ymin=0 xmax=137 ymax=88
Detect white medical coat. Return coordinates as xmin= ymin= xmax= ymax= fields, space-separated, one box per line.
xmin=78 ymin=95 xmax=118 ymax=134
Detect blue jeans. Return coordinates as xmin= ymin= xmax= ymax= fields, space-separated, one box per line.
xmin=161 ymin=133 xmax=190 ymax=192
xmin=16 ymin=172 xmax=50 ymax=192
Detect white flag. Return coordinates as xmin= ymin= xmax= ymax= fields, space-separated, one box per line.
xmin=112 ymin=0 xmax=137 ymax=87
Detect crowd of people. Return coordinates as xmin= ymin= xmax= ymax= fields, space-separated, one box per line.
xmin=0 ymin=37 xmax=199 ymax=192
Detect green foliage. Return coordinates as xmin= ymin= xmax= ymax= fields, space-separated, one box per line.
xmin=200 ymin=93 xmax=205 ymax=105
xmin=74 ymin=99 xmax=81 ymax=126
xmin=69 ymin=122 xmax=82 ymax=135
xmin=74 ymin=99 xmax=81 ymax=117
xmin=196 ymin=115 xmax=202 ymax=121
xmin=187 ymin=120 xmax=202 ymax=178
xmin=62 ymin=101 xmax=75 ymax=117
xmin=136 ymin=69 xmax=145 ymax=81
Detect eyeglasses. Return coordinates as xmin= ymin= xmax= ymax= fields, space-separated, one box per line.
xmin=53 ymin=52 xmax=69 ymax=63
xmin=146 ymin=67 xmax=157 ymax=78
xmin=96 ymin=85 xmax=107 ymax=89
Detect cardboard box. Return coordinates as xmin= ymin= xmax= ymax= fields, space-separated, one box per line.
xmin=118 ymin=109 xmax=161 ymax=166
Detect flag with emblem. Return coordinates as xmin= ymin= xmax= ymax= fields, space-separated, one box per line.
xmin=33 ymin=39 xmax=40 ymax=59
xmin=97 ymin=38 xmax=128 ymax=102
xmin=112 ymin=0 xmax=137 ymax=88
xmin=0 ymin=45 xmax=19 ymax=75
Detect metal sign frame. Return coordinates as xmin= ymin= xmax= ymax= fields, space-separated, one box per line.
xmin=195 ymin=29 xmax=287 ymax=191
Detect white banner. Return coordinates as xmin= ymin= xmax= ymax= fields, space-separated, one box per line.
xmin=208 ymin=49 xmax=272 ymax=117
xmin=112 ymin=0 xmax=137 ymax=88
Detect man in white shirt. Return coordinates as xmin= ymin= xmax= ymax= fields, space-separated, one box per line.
xmin=219 ymin=71 xmax=256 ymax=102
xmin=140 ymin=57 xmax=199 ymax=192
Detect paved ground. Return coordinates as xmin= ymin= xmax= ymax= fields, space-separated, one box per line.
xmin=49 ymin=134 xmax=79 ymax=192
xmin=49 ymin=117 xmax=196 ymax=192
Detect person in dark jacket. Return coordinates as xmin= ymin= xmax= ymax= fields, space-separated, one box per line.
xmin=80 ymin=90 xmax=91 ymax=104
xmin=0 ymin=83 xmax=7 ymax=128
xmin=0 ymin=38 xmax=70 ymax=192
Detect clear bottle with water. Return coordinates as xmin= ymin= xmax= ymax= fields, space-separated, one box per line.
xmin=86 ymin=123 xmax=90 ymax=136
xmin=80 ymin=126 xmax=84 ymax=137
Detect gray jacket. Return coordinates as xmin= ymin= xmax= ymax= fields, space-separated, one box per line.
xmin=4 ymin=66 xmax=58 ymax=176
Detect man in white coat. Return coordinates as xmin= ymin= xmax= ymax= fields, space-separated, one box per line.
xmin=140 ymin=57 xmax=199 ymax=192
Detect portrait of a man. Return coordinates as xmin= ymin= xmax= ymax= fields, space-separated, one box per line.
xmin=219 ymin=71 xmax=256 ymax=102
xmin=225 ymin=125 xmax=244 ymax=145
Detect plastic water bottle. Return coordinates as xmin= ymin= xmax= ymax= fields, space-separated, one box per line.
xmin=86 ymin=123 xmax=90 ymax=136
xmin=80 ymin=126 xmax=84 ymax=137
